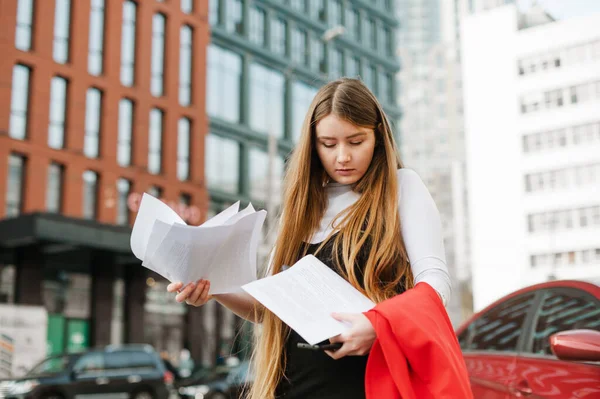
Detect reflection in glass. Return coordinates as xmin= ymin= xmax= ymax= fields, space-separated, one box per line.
xmin=249 ymin=63 xmax=284 ymax=138
xmin=10 ymin=65 xmax=31 ymax=140
xmin=206 ymin=45 xmax=242 ymax=122
xmin=46 ymin=163 xmax=63 ymax=213
xmin=120 ymin=1 xmax=137 ymax=86
xmin=116 ymin=178 xmax=131 ymax=225
xmin=151 ymin=13 xmax=166 ymax=97
xmin=292 ymin=82 xmax=318 ymax=142
xmin=15 ymin=0 xmax=34 ymax=51
xmin=177 ymin=118 xmax=190 ymax=181
xmin=249 ymin=148 xmax=284 ymax=204
xmin=117 ymin=99 xmax=133 ymax=166
xmin=48 ymin=77 xmax=68 ymax=149
xmin=148 ymin=109 xmax=163 ymax=174
xmin=84 ymin=88 xmax=102 ymax=159
xmin=82 ymin=170 xmax=98 ymax=220
xmin=226 ymin=0 xmax=242 ymax=34
xmin=6 ymin=155 xmax=25 ymax=218
xmin=206 ymin=134 xmax=240 ymax=194
xmin=53 ymin=0 xmax=71 ymax=63
xmin=179 ymin=25 xmax=193 ymax=106
xmin=88 ymin=0 xmax=105 ymax=76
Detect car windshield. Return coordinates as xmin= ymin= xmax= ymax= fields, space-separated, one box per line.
xmin=26 ymin=355 xmax=74 ymax=377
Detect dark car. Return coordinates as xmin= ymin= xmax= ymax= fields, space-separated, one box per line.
xmin=3 ymin=344 xmax=177 ymax=399
xmin=179 ymin=361 xmax=253 ymax=399
xmin=456 ymin=280 xmax=600 ymax=398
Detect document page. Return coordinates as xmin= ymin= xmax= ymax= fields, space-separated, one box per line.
xmin=242 ymin=255 xmax=376 ymax=345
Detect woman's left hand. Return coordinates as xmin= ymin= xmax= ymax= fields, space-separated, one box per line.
xmin=325 ymin=312 xmax=376 ymax=360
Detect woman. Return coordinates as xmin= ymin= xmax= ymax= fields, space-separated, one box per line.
xmin=168 ymin=78 xmax=452 ymax=398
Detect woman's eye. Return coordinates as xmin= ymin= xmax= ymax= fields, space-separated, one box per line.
xmin=350 ymin=141 xmax=363 ymax=146
xmin=322 ymin=143 xmax=335 ymax=148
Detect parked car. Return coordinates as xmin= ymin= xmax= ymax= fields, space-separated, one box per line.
xmin=178 ymin=361 xmax=253 ymax=399
xmin=456 ymin=280 xmax=600 ymax=398
xmin=3 ymin=344 xmax=177 ymax=399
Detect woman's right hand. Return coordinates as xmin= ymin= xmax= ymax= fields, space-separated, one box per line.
xmin=167 ymin=279 xmax=211 ymax=307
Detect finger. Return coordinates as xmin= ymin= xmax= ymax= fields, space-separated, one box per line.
xmin=186 ymin=280 xmax=206 ymax=304
xmin=199 ymin=281 xmax=211 ymax=302
xmin=325 ymin=345 xmax=350 ymax=360
xmin=175 ymin=282 xmax=196 ymax=302
xmin=331 ymin=312 xmax=360 ymax=323
xmin=329 ymin=334 xmax=343 ymax=344
xmin=167 ymin=282 xmax=183 ymax=293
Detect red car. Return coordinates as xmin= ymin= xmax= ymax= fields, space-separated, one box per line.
xmin=456 ymin=280 xmax=600 ymax=398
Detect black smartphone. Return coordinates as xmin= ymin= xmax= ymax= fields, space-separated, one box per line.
xmin=296 ymin=342 xmax=343 ymax=351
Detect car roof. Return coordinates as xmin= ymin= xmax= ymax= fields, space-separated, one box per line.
xmin=456 ymin=279 xmax=600 ymax=334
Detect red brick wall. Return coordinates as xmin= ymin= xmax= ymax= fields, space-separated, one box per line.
xmin=0 ymin=0 xmax=210 ymax=225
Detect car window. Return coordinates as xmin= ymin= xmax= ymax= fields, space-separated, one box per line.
xmin=531 ymin=289 xmax=600 ymax=355
xmin=73 ymin=352 xmax=105 ymax=373
xmin=105 ymin=351 xmax=157 ymax=372
xmin=465 ymin=293 xmax=536 ymax=352
xmin=26 ymin=355 xmax=73 ymax=377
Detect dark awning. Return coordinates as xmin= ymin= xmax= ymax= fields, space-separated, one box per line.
xmin=0 ymin=213 xmax=133 ymax=254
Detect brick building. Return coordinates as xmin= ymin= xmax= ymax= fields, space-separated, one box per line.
xmin=0 ymin=0 xmax=212 ymax=364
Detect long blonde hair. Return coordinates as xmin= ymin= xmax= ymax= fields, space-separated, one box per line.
xmin=248 ymin=78 xmax=414 ymax=399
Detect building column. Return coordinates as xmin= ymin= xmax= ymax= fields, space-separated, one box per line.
xmin=14 ymin=245 xmax=44 ymax=306
xmin=124 ymin=265 xmax=147 ymax=344
xmin=90 ymin=251 xmax=115 ymax=347
xmin=184 ymin=306 xmax=205 ymax=364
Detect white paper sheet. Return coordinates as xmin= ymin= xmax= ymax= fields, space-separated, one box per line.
xmin=242 ymin=255 xmax=376 ymax=345
xmin=130 ymin=193 xmax=267 ymax=294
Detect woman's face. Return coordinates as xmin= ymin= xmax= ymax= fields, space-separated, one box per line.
xmin=315 ymin=114 xmax=376 ymax=185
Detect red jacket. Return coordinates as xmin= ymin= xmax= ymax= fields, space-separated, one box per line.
xmin=364 ymin=282 xmax=473 ymax=399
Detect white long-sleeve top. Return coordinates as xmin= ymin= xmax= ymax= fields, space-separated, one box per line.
xmin=308 ymin=168 xmax=452 ymax=306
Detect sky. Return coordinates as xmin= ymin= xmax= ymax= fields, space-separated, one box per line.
xmin=518 ymin=0 xmax=600 ymax=20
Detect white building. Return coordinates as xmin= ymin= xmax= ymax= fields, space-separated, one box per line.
xmin=462 ymin=4 xmax=600 ymax=311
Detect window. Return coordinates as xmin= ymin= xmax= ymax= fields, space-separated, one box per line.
xmin=181 ymin=0 xmax=193 ymax=14
xmin=310 ymin=37 xmax=325 ymax=73
xmin=310 ymin=0 xmax=325 ymax=22
xmin=48 ymin=77 xmax=68 ymax=149
xmin=206 ymin=45 xmax=242 ymax=122
xmin=15 ymin=0 xmax=35 ymax=51
xmin=531 ymin=290 xmax=600 ymax=355
xmin=365 ymin=18 xmax=376 ymax=48
xmin=290 ymin=0 xmax=306 ymax=11
xmin=120 ymin=1 xmax=137 ymax=86
xmin=249 ymin=63 xmax=285 ymax=138
xmin=105 ymin=351 xmax=155 ymax=372
xmin=249 ymin=148 xmax=284 ymax=204
xmin=291 ymin=82 xmax=318 ymax=142
xmin=6 ymin=155 xmax=25 ymax=218
xmin=209 ymin=0 xmax=219 ymax=25
xmin=363 ymin=64 xmax=376 ymax=92
xmin=271 ymin=18 xmax=286 ymax=55
xmin=226 ymin=0 xmax=242 ymax=34
xmin=147 ymin=185 xmax=162 ymax=199
xmin=379 ymin=26 xmax=392 ymax=55
xmin=148 ymin=109 xmax=163 ymax=174
xmin=88 ymin=0 xmax=105 ymax=75
xmin=151 ymin=13 xmax=166 ymax=97
xmin=9 ymin=64 xmax=31 ymax=140
xmin=179 ymin=25 xmax=193 ymax=106
xmin=346 ymin=8 xmax=358 ymax=39
xmin=74 ymin=352 xmax=104 ymax=373
xmin=346 ymin=56 xmax=359 ymax=78
xmin=53 ymin=0 xmax=71 ymax=63
xmin=206 ymin=134 xmax=240 ymax=194
xmin=177 ymin=118 xmax=190 ymax=181
xmin=463 ymin=293 xmax=536 ymax=352
xmin=82 ymin=171 xmax=98 ymax=220
xmin=291 ymin=28 xmax=307 ymax=65
xmin=117 ymin=99 xmax=133 ymax=167
xmin=84 ymin=88 xmax=102 ymax=158
xmin=249 ymin=6 xmax=266 ymax=46
xmin=116 ymin=178 xmax=131 ymax=225
xmin=329 ymin=47 xmax=343 ymax=79
xmin=46 ymin=163 xmax=63 ymax=213
xmin=329 ymin=0 xmax=342 ymax=26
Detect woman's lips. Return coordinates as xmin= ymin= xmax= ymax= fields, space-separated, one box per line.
xmin=335 ymin=169 xmax=354 ymax=176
